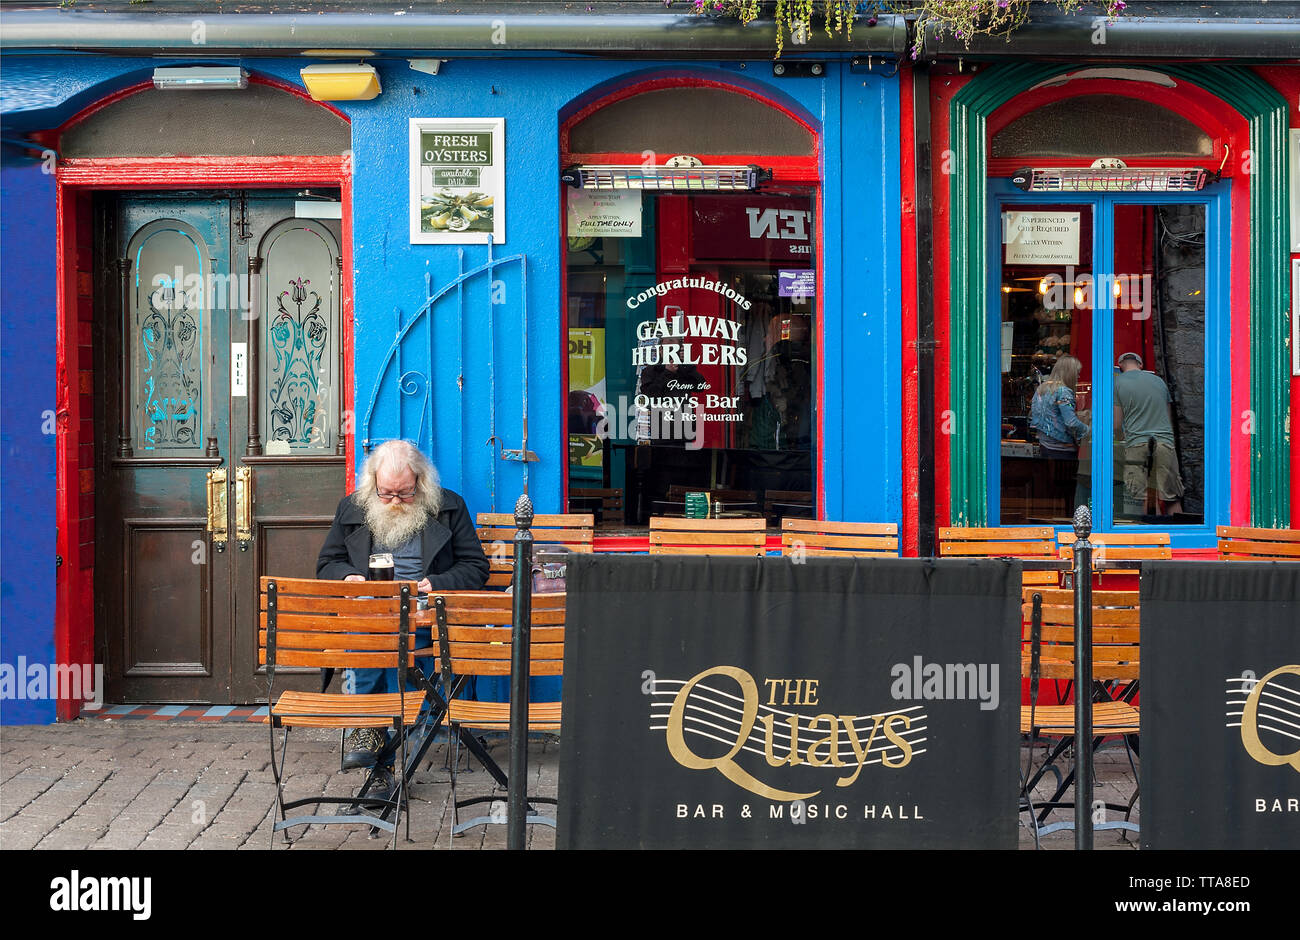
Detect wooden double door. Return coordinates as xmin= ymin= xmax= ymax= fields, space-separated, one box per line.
xmin=96 ymin=190 xmax=346 ymax=703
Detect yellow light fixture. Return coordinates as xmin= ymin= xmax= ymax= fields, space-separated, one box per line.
xmin=300 ymin=64 xmax=381 ymax=101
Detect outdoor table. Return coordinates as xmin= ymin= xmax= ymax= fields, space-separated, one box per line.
xmin=346 ymin=595 xmax=514 ymax=828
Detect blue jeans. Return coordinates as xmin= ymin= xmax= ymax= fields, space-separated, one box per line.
xmin=348 ymin=625 xmax=438 ymax=697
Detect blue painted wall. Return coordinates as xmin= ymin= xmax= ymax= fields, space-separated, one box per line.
xmin=1 ymin=52 xmax=902 ymax=721
xmin=0 ymin=159 xmax=58 ymax=724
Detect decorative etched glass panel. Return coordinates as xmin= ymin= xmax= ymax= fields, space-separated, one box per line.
xmin=130 ymin=223 xmax=208 ymax=453
xmin=259 ymin=222 xmax=340 ymax=453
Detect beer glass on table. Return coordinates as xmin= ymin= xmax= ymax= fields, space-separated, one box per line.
xmin=368 ymin=553 xmax=395 ymax=581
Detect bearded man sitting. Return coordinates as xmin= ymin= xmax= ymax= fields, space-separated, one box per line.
xmin=316 ymin=439 xmax=489 ymax=778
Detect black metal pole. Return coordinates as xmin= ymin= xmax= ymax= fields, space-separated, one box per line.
xmin=1072 ymin=504 xmax=1094 ymax=850
xmin=508 ymin=494 xmax=534 ymax=850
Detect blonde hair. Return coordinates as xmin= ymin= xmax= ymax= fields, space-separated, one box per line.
xmin=1036 ymin=354 xmax=1082 ymax=398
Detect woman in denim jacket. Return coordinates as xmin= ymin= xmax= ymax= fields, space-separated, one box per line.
xmin=1030 ymin=354 xmax=1090 ymax=457
xmin=1029 ymin=354 xmax=1091 ymax=516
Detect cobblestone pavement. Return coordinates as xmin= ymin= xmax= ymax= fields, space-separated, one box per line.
xmin=0 ymin=720 xmax=1137 ymax=850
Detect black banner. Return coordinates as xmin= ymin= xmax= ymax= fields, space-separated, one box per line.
xmin=558 ymin=555 xmax=1020 ymax=849
xmin=1141 ymin=562 xmax=1300 ymax=849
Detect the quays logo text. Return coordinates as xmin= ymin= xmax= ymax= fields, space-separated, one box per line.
xmin=1226 ymin=664 xmax=1300 ymax=787
xmin=648 ymin=666 xmax=927 ymax=801
xmin=50 ymin=871 xmax=151 ymax=920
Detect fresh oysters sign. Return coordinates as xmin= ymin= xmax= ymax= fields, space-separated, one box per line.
xmin=409 ymin=118 xmax=505 ymax=245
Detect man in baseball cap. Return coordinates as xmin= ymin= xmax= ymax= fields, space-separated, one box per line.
xmin=1114 ymin=352 xmax=1183 ymax=516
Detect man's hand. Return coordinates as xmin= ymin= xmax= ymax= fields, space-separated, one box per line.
xmin=417 ymin=577 xmax=432 ymax=594
xmin=344 ymin=574 xmax=365 ymax=582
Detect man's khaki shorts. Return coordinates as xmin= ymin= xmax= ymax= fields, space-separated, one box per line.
xmin=1122 ymin=441 xmax=1184 ymax=502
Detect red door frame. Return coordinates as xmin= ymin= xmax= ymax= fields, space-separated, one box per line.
xmin=52 ymin=81 xmax=354 ymax=719
xmin=558 ymin=75 xmax=822 ymax=549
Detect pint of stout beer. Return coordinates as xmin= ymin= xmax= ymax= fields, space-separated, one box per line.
xmin=368 ymin=553 xmax=395 ymax=581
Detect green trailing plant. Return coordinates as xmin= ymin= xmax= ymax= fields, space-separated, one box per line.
xmin=686 ymin=1 xmax=1127 ymax=58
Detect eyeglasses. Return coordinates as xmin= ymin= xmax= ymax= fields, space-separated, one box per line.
xmin=376 ymin=490 xmax=417 ymax=503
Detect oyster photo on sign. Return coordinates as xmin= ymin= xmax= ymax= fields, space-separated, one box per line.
xmin=420 ymin=189 xmax=495 ymax=233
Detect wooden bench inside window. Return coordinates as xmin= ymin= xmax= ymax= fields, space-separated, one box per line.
xmin=570 ymin=487 xmax=625 ymax=527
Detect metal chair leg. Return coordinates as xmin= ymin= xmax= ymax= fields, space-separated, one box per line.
xmin=268 ymin=722 xmax=295 ymax=847
xmin=399 ymin=719 xmax=411 ymax=845
xmin=450 ymin=724 xmax=461 ymax=844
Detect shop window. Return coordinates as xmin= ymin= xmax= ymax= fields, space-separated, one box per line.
xmin=566 ymin=191 xmax=816 ymax=525
xmin=992 ymin=95 xmax=1212 ymax=160
xmin=996 ymin=196 xmax=1210 ymax=529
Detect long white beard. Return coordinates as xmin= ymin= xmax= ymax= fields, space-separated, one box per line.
xmin=364 ymin=498 xmax=431 ymax=551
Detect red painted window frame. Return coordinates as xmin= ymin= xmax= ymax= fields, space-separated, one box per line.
xmin=559 ymin=75 xmax=823 ymax=541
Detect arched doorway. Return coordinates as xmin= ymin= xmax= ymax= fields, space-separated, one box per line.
xmin=55 ymin=76 xmax=354 ymax=707
xmin=559 ymin=77 xmax=822 ymax=528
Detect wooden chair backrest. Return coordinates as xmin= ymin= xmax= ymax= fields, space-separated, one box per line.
xmin=1020 ymin=586 xmax=1140 ymax=681
xmin=649 ymin=516 xmax=767 ymax=556
xmin=1216 ymin=525 xmax=1300 ymax=561
xmin=259 ymin=577 xmax=418 ymax=670
xmin=1058 ymin=531 xmax=1172 ymax=565
xmin=431 ymin=592 xmax=566 ymax=677
xmin=477 ymin=512 xmax=594 ymax=588
xmin=571 ymin=487 xmax=625 ymax=526
xmin=939 ymin=526 xmax=1057 ymax=558
xmin=781 ymin=519 xmax=899 ymax=557
xmin=938 ymin=526 xmax=1058 ymax=587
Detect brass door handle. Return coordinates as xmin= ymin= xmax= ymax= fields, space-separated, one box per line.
xmin=235 ymin=466 xmax=253 ymax=551
xmin=206 ymin=468 xmax=228 ymax=553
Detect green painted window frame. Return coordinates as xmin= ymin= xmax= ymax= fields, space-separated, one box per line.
xmin=948 ymin=63 xmax=1290 ymax=529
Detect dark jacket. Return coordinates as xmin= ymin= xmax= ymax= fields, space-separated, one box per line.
xmin=315 ymin=488 xmax=490 ymax=590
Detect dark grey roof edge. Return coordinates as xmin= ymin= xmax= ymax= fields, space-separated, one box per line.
xmin=0 ymin=10 xmax=910 ymax=56
xmin=1 ymin=6 xmax=1297 ymax=59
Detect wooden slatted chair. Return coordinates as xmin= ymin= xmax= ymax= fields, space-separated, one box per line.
xmin=1217 ymin=525 xmax=1300 ymax=560
xmin=780 ymin=520 xmax=899 ymax=557
xmin=1019 ymin=585 xmax=1141 ymax=835
xmin=649 ymin=516 xmax=767 ymax=556
xmin=1057 ymin=531 xmax=1172 ymax=565
xmin=937 ymin=526 xmax=1060 ymax=590
xmin=432 ymin=591 xmax=566 ymax=838
xmin=570 ymin=487 xmax=625 ymax=527
xmin=477 ymin=512 xmax=593 ymax=588
xmin=259 ymin=576 xmax=425 ymax=848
